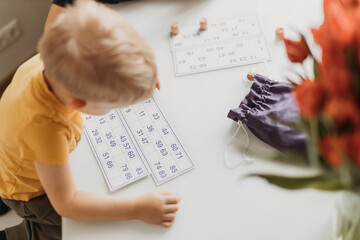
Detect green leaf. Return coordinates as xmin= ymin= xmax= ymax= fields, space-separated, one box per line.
xmin=269 ymin=151 xmax=308 ymax=166
xmin=248 ymin=172 xmax=346 ymax=191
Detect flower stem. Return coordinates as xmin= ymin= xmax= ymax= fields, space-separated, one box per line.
xmin=308 ymin=117 xmax=320 ymax=168
xmin=339 ymin=159 xmax=351 ymax=189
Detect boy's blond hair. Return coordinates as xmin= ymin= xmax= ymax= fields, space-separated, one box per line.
xmin=38 ymin=0 xmax=157 ymax=103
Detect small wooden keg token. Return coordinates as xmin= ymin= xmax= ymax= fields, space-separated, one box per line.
xmin=171 ymin=22 xmax=179 ymax=36
xmin=246 ymin=71 xmax=256 ymax=81
xmin=199 ymin=17 xmax=208 ymax=31
xmin=244 ymin=71 xmax=268 ymax=82
xmin=275 ymin=27 xmax=284 ymax=40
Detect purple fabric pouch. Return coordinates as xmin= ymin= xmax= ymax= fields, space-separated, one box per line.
xmin=227 ymin=74 xmax=307 ymax=155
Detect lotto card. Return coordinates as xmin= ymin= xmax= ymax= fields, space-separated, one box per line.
xmin=84 ymin=97 xmax=195 ymax=190
xmin=170 ymin=15 xmax=271 ymax=76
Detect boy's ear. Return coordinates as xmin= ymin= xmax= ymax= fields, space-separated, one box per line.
xmin=68 ymin=97 xmax=87 ymax=110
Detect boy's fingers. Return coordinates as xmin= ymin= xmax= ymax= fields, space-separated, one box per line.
xmin=163 ymin=213 xmax=176 ymax=221
xmin=160 ymin=191 xmax=180 ymax=198
xmin=164 ymin=195 xmax=181 ymax=204
xmin=161 ymin=221 xmax=174 ymax=228
xmin=160 ymin=191 xmax=173 ymax=195
xmin=164 ymin=204 xmax=178 ymax=213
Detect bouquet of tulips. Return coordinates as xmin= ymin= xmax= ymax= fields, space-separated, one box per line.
xmin=249 ymin=1 xmax=360 ymax=238
xmin=254 ymin=0 xmax=360 ymax=192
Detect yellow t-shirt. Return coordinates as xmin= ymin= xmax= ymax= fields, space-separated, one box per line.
xmin=0 ymin=54 xmax=83 ymax=201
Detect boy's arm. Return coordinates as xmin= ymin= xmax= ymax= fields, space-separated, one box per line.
xmin=34 ymin=160 xmax=180 ymax=227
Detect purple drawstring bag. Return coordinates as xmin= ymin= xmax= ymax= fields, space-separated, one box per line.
xmin=227 ymin=74 xmax=307 ymax=155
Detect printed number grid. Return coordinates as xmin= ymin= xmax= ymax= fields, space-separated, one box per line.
xmin=119 ymin=98 xmax=194 ymax=185
xmin=169 ymin=15 xmax=271 ymax=76
xmin=83 ymin=97 xmax=195 ymax=190
xmin=170 ymin=14 xmax=262 ymax=50
xmin=84 ymin=110 xmax=150 ymax=191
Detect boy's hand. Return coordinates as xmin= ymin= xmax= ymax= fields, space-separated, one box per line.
xmin=134 ymin=191 xmax=180 ymax=228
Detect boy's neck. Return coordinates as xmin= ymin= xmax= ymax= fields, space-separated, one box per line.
xmin=42 ymin=70 xmax=88 ymax=112
xmin=42 ymin=71 xmax=69 ymax=107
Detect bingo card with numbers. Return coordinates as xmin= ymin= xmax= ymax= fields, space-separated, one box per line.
xmin=170 ymin=14 xmax=271 ymax=76
xmin=84 ymin=97 xmax=195 ymax=191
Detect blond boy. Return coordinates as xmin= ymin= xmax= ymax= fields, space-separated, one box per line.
xmin=0 ymin=1 xmax=180 ymax=240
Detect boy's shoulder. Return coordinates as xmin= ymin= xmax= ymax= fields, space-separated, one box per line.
xmin=1 ymin=54 xmax=46 ymax=116
xmin=0 ymin=54 xmax=83 ymax=164
xmin=0 ymin=53 xmax=80 ymax=137
xmin=15 ymin=54 xmax=44 ymax=79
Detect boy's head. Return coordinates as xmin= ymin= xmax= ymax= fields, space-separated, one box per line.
xmin=38 ymin=0 xmax=158 ymax=115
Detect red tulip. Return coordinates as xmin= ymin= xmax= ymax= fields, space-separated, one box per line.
xmin=323 ymin=96 xmax=360 ymax=127
xmin=317 ymin=62 xmax=353 ymax=96
xmin=319 ymin=0 xmax=356 ymax=48
xmin=339 ymin=0 xmax=360 ymax=7
xmin=283 ymin=37 xmax=310 ymax=63
xmin=320 ymin=135 xmax=346 ymax=168
xmin=294 ymin=79 xmax=324 ymax=118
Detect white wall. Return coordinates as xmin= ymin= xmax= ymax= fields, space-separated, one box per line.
xmin=0 ymin=0 xmax=52 ymax=82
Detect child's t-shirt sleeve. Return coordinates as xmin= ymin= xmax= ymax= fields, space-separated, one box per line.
xmin=18 ymin=116 xmax=70 ymax=165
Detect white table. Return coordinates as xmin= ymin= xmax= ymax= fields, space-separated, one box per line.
xmin=64 ymin=1 xmax=339 ymax=239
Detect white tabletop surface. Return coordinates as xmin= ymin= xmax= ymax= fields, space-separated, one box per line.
xmin=63 ymin=0 xmax=339 ymax=239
